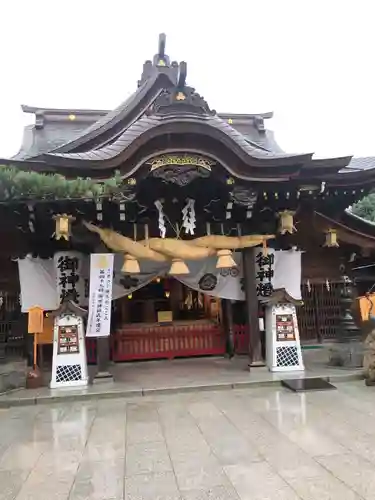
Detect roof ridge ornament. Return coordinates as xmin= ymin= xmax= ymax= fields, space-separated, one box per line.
xmin=153 ymin=33 xmax=170 ymax=67
xmin=177 ymin=61 xmax=187 ymax=89
xmin=138 ymin=33 xmax=178 ymax=86
xmin=152 ymin=61 xmax=215 ymax=116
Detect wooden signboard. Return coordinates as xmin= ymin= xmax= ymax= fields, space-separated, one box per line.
xmin=157 ymin=310 xmax=173 ymax=323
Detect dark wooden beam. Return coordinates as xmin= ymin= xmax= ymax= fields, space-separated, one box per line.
xmin=222 ymin=299 xmax=234 ymax=357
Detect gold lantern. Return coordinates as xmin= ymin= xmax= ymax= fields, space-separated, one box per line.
xmin=169 ymin=258 xmax=189 ymax=275
xmin=323 ymin=229 xmax=339 ymax=247
xmin=278 ymin=210 xmax=296 ymax=235
xmin=216 ymin=249 xmax=236 ymax=269
xmin=122 ymin=254 xmax=140 ymax=274
xmin=53 ymin=214 xmax=76 ymax=241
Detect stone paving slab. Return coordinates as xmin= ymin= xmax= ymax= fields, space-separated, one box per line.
xmin=1 ymin=381 xmax=375 ymax=499
xmin=0 ymin=355 xmax=364 ymax=408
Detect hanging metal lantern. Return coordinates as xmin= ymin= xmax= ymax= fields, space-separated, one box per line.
xmin=53 ymin=214 xmax=76 ymax=241
xmin=278 ymin=210 xmax=296 ymax=235
xmin=323 ymin=229 xmax=339 ymax=248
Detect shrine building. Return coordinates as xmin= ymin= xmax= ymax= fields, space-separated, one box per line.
xmin=1 ymin=33 xmax=375 ymax=375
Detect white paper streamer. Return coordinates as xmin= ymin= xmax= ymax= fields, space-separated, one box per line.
xmin=182 ymin=198 xmax=196 ymax=235
xmin=154 ymin=200 xmax=166 ymax=238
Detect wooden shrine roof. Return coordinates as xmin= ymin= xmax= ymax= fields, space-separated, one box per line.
xmin=314 ymin=211 xmax=375 ymax=249
xmin=14 ymin=107 xmax=279 ymax=161
xmin=3 ymin=33 xmax=375 ymax=188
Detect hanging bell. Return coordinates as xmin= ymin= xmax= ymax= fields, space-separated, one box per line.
xmin=53 ymin=214 xmax=76 ymax=241
xmin=216 ymin=249 xmax=236 ymax=269
xmin=278 ymin=210 xmax=296 ymax=235
xmin=122 ymin=254 xmax=140 ymax=274
xmin=323 ymin=229 xmax=339 ymax=248
xmin=169 ymin=258 xmax=189 ymax=275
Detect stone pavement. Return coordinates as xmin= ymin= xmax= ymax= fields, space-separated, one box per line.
xmin=1 ymin=381 xmax=375 ymax=499
xmin=0 ymin=351 xmax=363 ymax=407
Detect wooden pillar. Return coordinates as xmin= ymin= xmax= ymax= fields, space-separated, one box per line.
xmin=222 ymin=299 xmax=235 ymax=357
xmin=242 ymin=247 xmax=264 ymax=366
xmin=143 ymin=300 xmax=155 ymax=322
xmin=120 ymin=297 xmax=130 ymax=324
xmin=94 ymin=337 xmax=113 ymax=383
xmin=170 ymin=280 xmax=182 ymax=318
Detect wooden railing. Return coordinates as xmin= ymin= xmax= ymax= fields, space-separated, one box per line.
xmin=112 ymin=322 xmax=225 ymax=362
xmin=86 ymin=324 xmax=250 ymax=362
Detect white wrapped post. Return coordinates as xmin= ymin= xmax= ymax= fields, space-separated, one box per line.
xmin=265 ymin=302 xmax=304 ymax=372
xmin=50 ymin=301 xmax=88 ymax=389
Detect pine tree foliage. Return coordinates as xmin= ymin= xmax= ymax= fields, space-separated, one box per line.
xmin=0 ymin=165 xmax=123 ymax=201
xmin=351 ymin=193 xmax=375 ymax=222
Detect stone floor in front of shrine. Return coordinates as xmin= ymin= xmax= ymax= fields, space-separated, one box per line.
xmin=1 ymin=380 xmax=375 ymax=499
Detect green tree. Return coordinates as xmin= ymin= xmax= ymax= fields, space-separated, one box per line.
xmin=0 ymin=166 xmax=123 ymax=201
xmin=352 ymin=193 xmax=375 ymax=222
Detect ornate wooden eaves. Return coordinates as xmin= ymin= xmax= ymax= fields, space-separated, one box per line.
xmin=262 ymin=288 xmax=303 ymax=306
xmin=314 ymin=211 xmax=375 ymax=249
xmin=37 ymin=114 xmax=312 ymax=186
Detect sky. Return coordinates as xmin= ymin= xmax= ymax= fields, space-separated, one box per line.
xmin=0 ymin=0 xmax=374 ymax=159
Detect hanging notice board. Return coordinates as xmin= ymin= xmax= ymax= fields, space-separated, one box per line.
xmin=57 ymin=325 xmax=79 ymax=354
xmin=275 ymin=313 xmax=296 ymax=342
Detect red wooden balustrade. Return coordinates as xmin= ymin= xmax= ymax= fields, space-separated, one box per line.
xmin=86 ymin=323 xmax=250 ymax=363
xmin=112 ymin=322 xmax=225 ymax=361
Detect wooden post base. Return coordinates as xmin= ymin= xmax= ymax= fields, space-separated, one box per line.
xmin=93 ymin=337 xmax=113 ymax=383
xmin=248 ymin=360 xmax=266 ymax=368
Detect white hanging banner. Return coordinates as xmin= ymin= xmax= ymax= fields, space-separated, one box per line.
xmin=17 ymin=249 xmax=302 ymax=311
xmin=273 ymin=250 xmax=302 ymax=301
xmin=254 ymin=249 xmax=275 ymax=299
xmin=54 ymin=251 xmax=86 ymax=306
xmin=111 ymin=255 xmax=167 ymax=297
xmin=176 ymin=250 xmax=302 ymax=301
xmin=176 ymin=254 xmax=245 ymax=301
xmin=18 ymin=256 xmax=59 ymax=312
xmin=254 ymin=249 xmax=303 ymax=300
xmin=86 ymin=254 xmax=114 ymax=338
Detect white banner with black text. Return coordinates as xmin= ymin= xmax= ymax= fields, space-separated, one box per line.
xmin=86 ymin=254 xmax=114 ymax=338
xmin=17 ymin=249 xmax=302 ymax=312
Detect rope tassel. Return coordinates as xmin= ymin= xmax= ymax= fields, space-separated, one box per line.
xmin=122 ymin=224 xmax=141 ymax=274
xmin=216 ymin=249 xmax=236 ymax=269
xmin=169 ymin=258 xmax=189 ymax=275
xmin=122 ymin=254 xmax=140 ymax=273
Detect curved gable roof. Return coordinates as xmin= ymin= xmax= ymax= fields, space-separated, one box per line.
xmin=45 ymin=113 xmax=312 ymax=170
xmin=51 ymin=72 xmax=171 ymax=154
